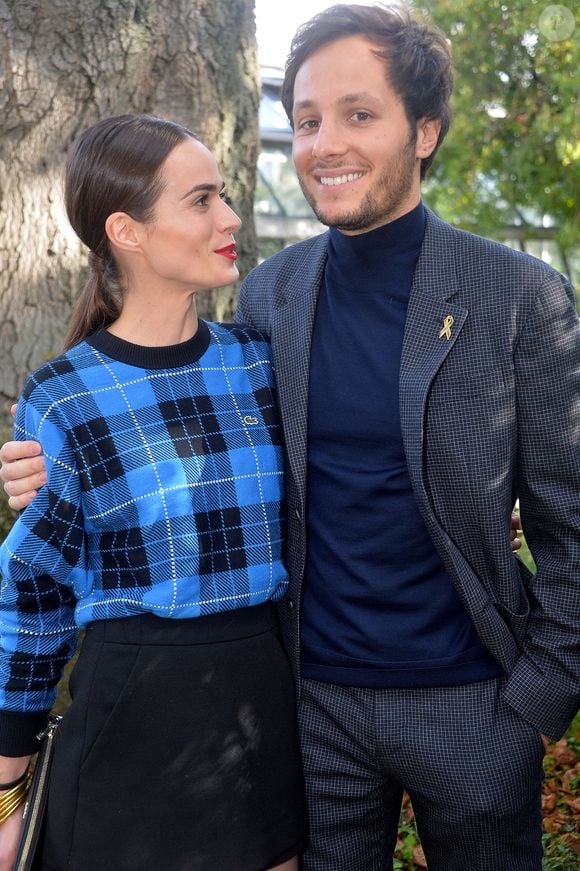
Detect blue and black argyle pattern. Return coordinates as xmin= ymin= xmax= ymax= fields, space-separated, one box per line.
xmin=0 ymin=321 xmax=288 ymax=721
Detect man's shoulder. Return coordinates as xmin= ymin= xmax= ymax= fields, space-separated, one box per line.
xmin=425 ymin=208 xmax=567 ymax=284
xmin=244 ymin=233 xmax=329 ymax=286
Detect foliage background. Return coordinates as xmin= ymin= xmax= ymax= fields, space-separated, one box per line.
xmin=421 ymin=0 xmax=579 ymax=290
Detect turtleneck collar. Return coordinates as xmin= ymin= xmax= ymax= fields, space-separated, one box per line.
xmin=325 ymin=201 xmax=425 ymax=299
xmin=329 ymin=201 xmax=425 ymax=256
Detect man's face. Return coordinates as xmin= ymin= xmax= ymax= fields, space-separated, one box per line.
xmin=291 ymin=35 xmax=436 ymax=234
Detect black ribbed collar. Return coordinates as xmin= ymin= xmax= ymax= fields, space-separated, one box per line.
xmin=86 ymin=320 xmax=211 ymax=369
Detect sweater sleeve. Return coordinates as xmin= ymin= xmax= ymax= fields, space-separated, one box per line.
xmin=0 ymin=392 xmax=85 ymax=754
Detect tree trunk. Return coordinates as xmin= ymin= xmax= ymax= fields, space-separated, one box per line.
xmin=0 ymin=0 xmax=259 ymax=420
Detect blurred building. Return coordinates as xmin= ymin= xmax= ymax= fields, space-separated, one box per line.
xmin=256 ymin=68 xmax=323 ymax=260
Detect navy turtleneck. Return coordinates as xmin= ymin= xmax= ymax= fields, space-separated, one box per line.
xmin=302 ymin=202 xmax=501 ymax=687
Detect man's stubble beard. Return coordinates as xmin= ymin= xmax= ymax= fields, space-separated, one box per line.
xmin=297 ymin=134 xmax=418 ymax=233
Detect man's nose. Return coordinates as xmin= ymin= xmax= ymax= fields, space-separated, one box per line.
xmin=311 ymin=120 xmax=346 ymax=161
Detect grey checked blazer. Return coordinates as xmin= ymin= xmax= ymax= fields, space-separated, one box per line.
xmin=237 ymin=207 xmax=580 ymax=740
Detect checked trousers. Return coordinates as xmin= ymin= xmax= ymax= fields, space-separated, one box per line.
xmin=298 ymin=677 xmax=545 ymax=871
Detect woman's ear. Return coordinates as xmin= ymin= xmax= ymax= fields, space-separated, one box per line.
xmin=104 ymin=212 xmax=143 ymax=255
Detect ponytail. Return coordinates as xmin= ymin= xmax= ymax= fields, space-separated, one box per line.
xmin=63 ymin=250 xmax=123 ymax=350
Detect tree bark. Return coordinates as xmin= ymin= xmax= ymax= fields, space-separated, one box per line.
xmin=0 ymin=0 xmax=259 ymax=418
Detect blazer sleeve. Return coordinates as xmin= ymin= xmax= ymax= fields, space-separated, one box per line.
xmin=0 ymin=393 xmax=84 ymax=754
xmin=503 ymin=270 xmax=580 ymax=738
xmin=236 ymin=270 xmax=273 ymax=334
xmin=236 ymin=276 xmax=256 ymax=327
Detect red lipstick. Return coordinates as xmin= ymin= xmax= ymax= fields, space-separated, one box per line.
xmin=215 ymin=244 xmax=237 ymax=261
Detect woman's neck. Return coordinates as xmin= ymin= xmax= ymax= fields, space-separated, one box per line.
xmin=107 ymin=289 xmax=199 ymax=347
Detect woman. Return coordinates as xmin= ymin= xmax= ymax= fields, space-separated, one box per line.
xmin=0 ymin=114 xmax=306 ymax=870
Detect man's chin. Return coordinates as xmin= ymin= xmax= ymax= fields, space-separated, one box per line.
xmin=311 ymin=205 xmax=370 ymax=232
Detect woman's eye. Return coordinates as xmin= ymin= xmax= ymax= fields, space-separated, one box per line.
xmin=193 ymin=195 xmax=208 ymax=207
xmin=351 ymin=111 xmax=372 ymax=122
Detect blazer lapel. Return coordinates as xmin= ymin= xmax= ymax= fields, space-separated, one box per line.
xmin=400 ymin=210 xmax=468 ymax=512
xmin=271 ymin=235 xmax=328 ymax=502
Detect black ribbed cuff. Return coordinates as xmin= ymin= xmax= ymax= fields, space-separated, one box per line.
xmin=0 ymin=709 xmax=50 ymax=756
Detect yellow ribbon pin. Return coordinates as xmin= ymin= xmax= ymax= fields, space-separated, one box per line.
xmin=439 ymin=315 xmax=454 ymax=340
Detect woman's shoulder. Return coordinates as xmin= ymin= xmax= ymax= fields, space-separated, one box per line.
xmin=207 ymin=321 xmax=272 ymax=351
xmin=20 ymin=340 xmax=94 ymax=408
xmin=203 ymin=323 xmax=274 ymax=387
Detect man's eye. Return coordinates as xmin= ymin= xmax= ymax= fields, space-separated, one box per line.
xmin=351 ymin=111 xmax=372 ymax=122
xmin=193 ymin=195 xmax=208 ymax=207
xmin=297 ymin=119 xmax=319 ymax=130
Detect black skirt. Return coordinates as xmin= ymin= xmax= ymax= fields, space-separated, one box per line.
xmin=41 ymin=604 xmax=307 ymax=870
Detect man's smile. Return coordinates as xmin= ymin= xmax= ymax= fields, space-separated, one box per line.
xmin=318 ymin=171 xmax=365 ymax=187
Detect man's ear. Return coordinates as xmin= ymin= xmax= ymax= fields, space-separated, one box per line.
xmin=104 ymin=212 xmax=142 ymax=255
xmin=415 ymin=117 xmax=441 ymax=159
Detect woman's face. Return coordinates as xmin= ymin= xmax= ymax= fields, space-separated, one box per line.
xmin=137 ymin=137 xmax=242 ymax=294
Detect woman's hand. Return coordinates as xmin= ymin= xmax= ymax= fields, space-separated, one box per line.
xmin=0 ymin=755 xmax=32 ymax=871
xmin=0 ymin=803 xmax=26 ymax=871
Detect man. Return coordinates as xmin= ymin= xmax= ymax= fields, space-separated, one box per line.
xmin=2 ymin=5 xmax=579 ymax=870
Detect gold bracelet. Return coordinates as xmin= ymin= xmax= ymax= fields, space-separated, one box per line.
xmin=0 ymin=765 xmax=30 ymax=791
xmin=0 ymin=769 xmax=33 ymax=825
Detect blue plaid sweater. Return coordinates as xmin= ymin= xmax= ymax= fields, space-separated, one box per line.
xmin=0 ymin=321 xmax=288 ymax=754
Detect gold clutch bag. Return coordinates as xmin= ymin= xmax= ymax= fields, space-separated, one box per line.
xmin=15 ymin=714 xmax=62 ymax=871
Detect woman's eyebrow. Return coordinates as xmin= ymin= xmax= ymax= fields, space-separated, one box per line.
xmin=180 ymin=181 xmax=224 ymax=200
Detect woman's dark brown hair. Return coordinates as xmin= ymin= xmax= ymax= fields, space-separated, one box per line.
xmin=281 ymin=3 xmax=453 ymax=180
xmin=64 ymin=114 xmax=197 ymax=350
